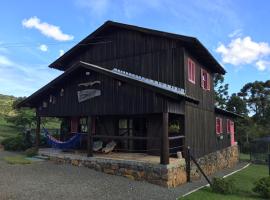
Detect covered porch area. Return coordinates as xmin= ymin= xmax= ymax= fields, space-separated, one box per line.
xmin=35 ymin=112 xmax=185 ymax=165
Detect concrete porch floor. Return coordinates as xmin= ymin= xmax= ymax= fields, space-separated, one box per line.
xmin=39 ymin=148 xmax=182 ymax=166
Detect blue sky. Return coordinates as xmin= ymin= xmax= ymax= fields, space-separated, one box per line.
xmin=0 ymin=0 xmax=270 ymax=97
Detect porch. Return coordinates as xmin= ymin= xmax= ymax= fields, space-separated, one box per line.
xmin=39 ymin=148 xmax=187 ymax=187
xmin=36 ymin=113 xmax=185 ymax=165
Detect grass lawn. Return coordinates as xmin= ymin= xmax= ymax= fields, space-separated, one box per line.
xmin=180 ymin=164 xmax=269 ymax=200
xmin=3 ymin=155 xmax=32 ymax=165
xmin=0 ymin=117 xmax=20 ymax=142
xmin=240 ymin=153 xmax=251 ymax=162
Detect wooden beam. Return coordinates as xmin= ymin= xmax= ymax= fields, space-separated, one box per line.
xmin=35 ymin=116 xmax=41 ymax=149
xmin=160 ymin=112 xmax=169 ymax=165
xmin=92 ymin=135 xmax=159 ymax=140
xmin=168 ymin=135 xmax=185 ymax=140
xmin=87 ymin=117 xmax=93 ymax=157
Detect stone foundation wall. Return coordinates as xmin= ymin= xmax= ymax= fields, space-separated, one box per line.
xmin=40 ymin=145 xmax=239 ymax=188
xmin=190 ymin=145 xmax=239 ymax=180
xmin=45 ymin=153 xmax=187 ymax=187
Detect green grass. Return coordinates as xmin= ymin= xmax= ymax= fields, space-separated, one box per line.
xmin=180 ymin=164 xmax=268 ymax=200
xmin=0 ymin=117 xmax=20 ymax=142
xmin=3 ymin=155 xmax=32 ymax=165
xmin=240 ymin=153 xmax=251 ymax=162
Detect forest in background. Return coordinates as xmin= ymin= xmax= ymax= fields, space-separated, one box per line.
xmin=215 ymin=75 xmax=270 ymax=152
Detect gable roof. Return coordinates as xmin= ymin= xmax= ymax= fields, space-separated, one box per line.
xmin=18 ymin=61 xmax=199 ymax=108
xmin=49 ymin=21 xmax=225 ymax=74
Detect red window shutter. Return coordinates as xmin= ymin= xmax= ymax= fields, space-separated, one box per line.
xmin=188 ymin=58 xmax=195 ymax=84
xmin=71 ymin=117 xmax=79 ymax=133
xmin=220 ymin=118 xmax=223 ymax=133
xmin=226 ymin=119 xmax=230 ymax=133
xmin=207 ymin=73 xmax=210 ymax=90
xmin=230 ymin=121 xmax=235 ymax=145
xmin=216 ymin=118 xmax=220 ymax=134
xmin=192 ymin=62 xmax=196 ymax=83
xmin=201 ymin=69 xmax=204 ymax=88
xmin=188 ymin=59 xmax=191 ymax=81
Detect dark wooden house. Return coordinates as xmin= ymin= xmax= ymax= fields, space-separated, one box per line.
xmin=19 ymin=21 xmax=239 ymax=164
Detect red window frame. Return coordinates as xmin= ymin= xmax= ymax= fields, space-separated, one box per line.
xmin=201 ymin=69 xmax=210 ymax=90
xmin=188 ymin=58 xmax=196 ymax=84
xmin=216 ymin=117 xmax=223 ymax=134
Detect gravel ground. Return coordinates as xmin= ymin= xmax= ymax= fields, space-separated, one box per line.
xmin=0 ymin=150 xmax=248 ymax=200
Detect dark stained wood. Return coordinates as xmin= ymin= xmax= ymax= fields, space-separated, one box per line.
xmin=160 ymin=112 xmax=169 ymax=165
xmin=183 ymin=48 xmax=233 ymax=158
xmin=87 ymin=117 xmax=93 ymax=157
xmin=93 ymin=135 xmax=159 ymax=140
xmin=35 ymin=116 xmax=41 ymax=149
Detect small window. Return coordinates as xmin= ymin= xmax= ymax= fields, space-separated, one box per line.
xmin=216 ymin=117 xmax=222 ymax=134
xmin=201 ymin=69 xmax=210 ymax=90
xmin=79 ymin=118 xmax=88 ymax=133
xmin=188 ymin=58 xmax=196 ymax=84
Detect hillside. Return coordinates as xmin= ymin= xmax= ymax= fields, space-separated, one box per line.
xmin=0 ymin=94 xmax=17 ymax=116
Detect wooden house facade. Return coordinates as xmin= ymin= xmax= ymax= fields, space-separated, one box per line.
xmin=19 ymin=21 xmax=239 ymax=164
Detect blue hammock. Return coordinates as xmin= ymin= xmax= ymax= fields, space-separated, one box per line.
xmin=43 ymin=128 xmax=85 ymax=149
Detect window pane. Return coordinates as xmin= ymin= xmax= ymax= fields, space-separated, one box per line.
xmin=119 ymin=119 xmax=128 ymax=129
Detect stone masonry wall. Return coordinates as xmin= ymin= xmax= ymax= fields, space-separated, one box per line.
xmin=190 ymin=145 xmax=239 ymax=180
xmin=40 ymin=145 xmax=239 ymax=188
xmin=43 ymin=152 xmax=187 ymax=187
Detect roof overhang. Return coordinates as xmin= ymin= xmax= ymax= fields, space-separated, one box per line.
xmin=215 ymin=107 xmax=243 ymax=118
xmin=18 ymin=61 xmax=199 ymax=108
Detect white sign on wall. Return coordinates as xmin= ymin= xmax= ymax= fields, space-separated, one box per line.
xmin=77 ymin=89 xmax=101 ymax=103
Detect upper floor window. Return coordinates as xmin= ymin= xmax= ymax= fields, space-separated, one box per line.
xmin=188 ymin=58 xmax=196 ymax=84
xmin=201 ymin=69 xmax=210 ymax=90
xmin=216 ymin=117 xmax=222 ymax=134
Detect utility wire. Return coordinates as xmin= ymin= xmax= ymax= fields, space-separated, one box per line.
xmin=0 ymin=40 xmax=112 ymax=48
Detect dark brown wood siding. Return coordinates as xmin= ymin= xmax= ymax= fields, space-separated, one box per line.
xmin=183 ymin=48 xmax=220 ymax=158
xmin=36 ymin=68 xmax=184 ymax=117
xmin=215 ymin=113 xmax=234 ymax=149
xmin=59 ymin=28 xmax=185 ymax=89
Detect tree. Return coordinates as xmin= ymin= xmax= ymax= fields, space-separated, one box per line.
xmin=238 ymin=80 xmax=270 ymax=123
xmin=214 ymin=74 xmax=229 ymax=109
xmin=226 ymin=93 xmax=248 ymax=116
xmin=5 ymin=97 xmax=36 ymax=129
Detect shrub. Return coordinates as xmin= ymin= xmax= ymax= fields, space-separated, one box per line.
xmin=1 ymin=135 xmax=29 ymax=151
xmin=211 ymin=177 xmax=237 ymax=195
xmin=253 ymin=177 xmax=270 ymax=198
xmin=25 ymin=147 xmax=38 ymax=157
xmin=168 ymin=124 xmax=180 ymax=133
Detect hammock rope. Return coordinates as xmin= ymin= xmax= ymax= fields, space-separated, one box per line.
xmin=42 ymin=128 xmax=85 ymax=149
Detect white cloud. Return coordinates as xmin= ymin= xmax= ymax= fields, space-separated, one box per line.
xmin=216 ymin=36 xmax=270 ymax=66
xmin=39 ymin=44 xmax=48 ymax=52
xmin=255 ymin=60 xmax=270 ymax=71
xmin=59 ymin=49 xmax=65 ymax=56
xmin=0 ymin=55 xmax=14 ymax=67
xmin=22 ymin=16 xmax=74 ymax=41
xmin=0 ymin=54 xmax=61 ymax=96
xmin=228 ymin=29 xmax=242 ymax=38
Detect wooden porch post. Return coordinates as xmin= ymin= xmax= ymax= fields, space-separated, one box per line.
xmin=87 ymin=116 xmax=93 ymax=157
xmin=35 ymin=116 xmax=41 ymax=149
xmin=160 ymin=112 xmax=169 ymax=165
